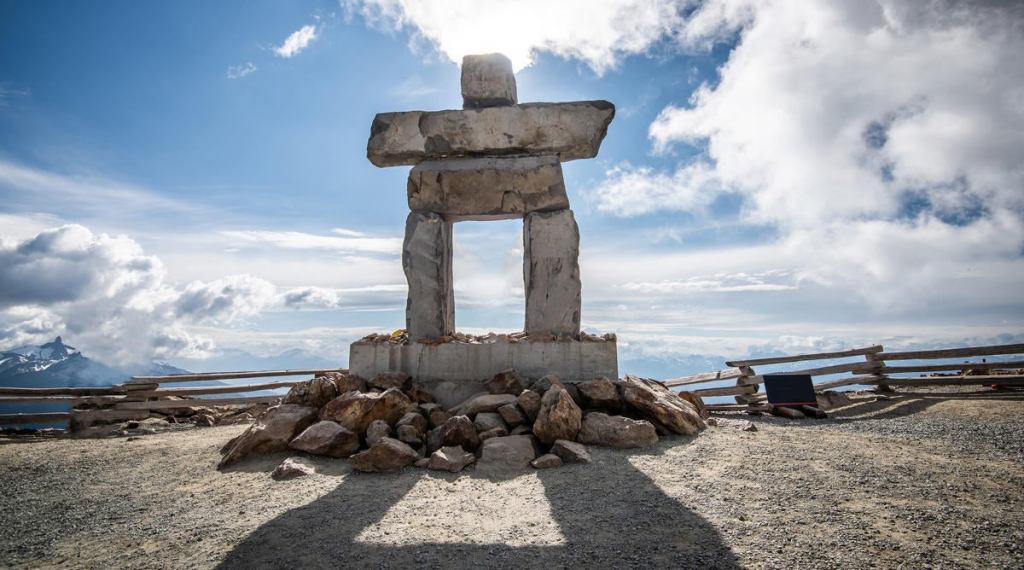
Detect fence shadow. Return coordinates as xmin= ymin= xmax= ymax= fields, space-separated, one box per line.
xmin=216 ymin=441 xmax=741 ymax=569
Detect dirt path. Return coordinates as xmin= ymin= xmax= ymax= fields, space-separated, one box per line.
xmin=1 ymin=390 xmax=1022 ymax=569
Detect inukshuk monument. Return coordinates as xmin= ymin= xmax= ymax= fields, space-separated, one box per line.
xmin=349 ymin=53 xmax=618 ymax=394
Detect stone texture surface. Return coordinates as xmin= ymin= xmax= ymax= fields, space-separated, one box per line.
xmin=532 ymin=386 xmax=582 ymax=445
xmin=517 ymin=390 xmax=541 ymax=423
xmin=550 ymin=439 xmax=592 ymax=464
xmin=450 ymin=393 xmax=517 ymax=417
xmin=396 ymin=411 xmax=428 ymax=433
xmin=319 ymin=371 xmax=366 ymax=394
xmin=367 ymin=101 xmax=615 ymax=167
xmin=473 ymin=412 xmax=507 ymax=433
xmin=578 ymin=412 xmax=659 ymax=449
xmin=319 ymin=388 xmax=413 ymax=434
xmin=396 ymin=424 xmax=423 ymax=446
xmin=475 ymin=435 xmax=539 ymax=475
xmin=617 ymin=375 xmax=705 ymax=436
xmin=407 ymin=156 xmax=567 ymax=220
xmin=365 ymin=420 xmax=391 ymax=447
xmin=479 ymin=426 xmax=509 ymax=440
xmin=523 ymin=209 xmax=581 ymax=336
xmin=349 ymin=437 xmax=419 ymax=473
xmin=461 ymin=53 xmax=516 ymax=108
xmin=218 ymin=404 xmax=318 ymax=469
xmin=287 ymin=421 xmax=359 ymax=458
xmin=349 ymin=338 xmax=618 ymax=386
xmin=488 ymin=369 xmax=526 ymax=396
xmin=403 ymin=211 xmax=454 ymax=341
xmin=439 ymin=415 xmax=480 ymax=451
xmin=577 ymin=377 xmax=621 ymax=412
xmin=283 ymin=376 xmax=338 ymax=409
xmin=531 ymin=453 xmax=563 ymax=469
xmin=368 ymin=371 xmax=411 ymax=392
xmin=427 ymin=445 xmax=476 ymax=472
xmin=271 ymin=457 xmax=315 ymax=480
xmin=497 ymin=403 xmax=526 ymax=428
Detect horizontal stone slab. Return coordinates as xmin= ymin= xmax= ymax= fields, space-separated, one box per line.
xmin=407 ymin=155 xmax=568 ymax=220
xmin=367 ymin=101 xmax=615 ymax=167
xmin=349 ymin=338 xmax=619 ymax=408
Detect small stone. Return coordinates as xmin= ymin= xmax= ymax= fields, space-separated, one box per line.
xmin=397 ymin=424 xmax=423 ymax=445
xmin=450 ymin=393 xmax=517 ymax=417
xmin=349 ymin=437 xmax=419 ymax=473
xmin=440 ymin=415 xmax=480 ymax=451
xmin=322 ymin=371 xmax=367 ymax=394
xmin=284 ymin=376 xmax=339 ymax=409
xmin=414 ymin=457 xmax=430 ymax=469
xmin=369 ymin=370 xmax=412 ymax=392
xmin=474 ymin=412 xmax=507 ymax=433
xmin=509 ymin=425 xmax=532 ymax=436
xmin=271 ymin=457 xmax=315 ymax=480
xmin=517 ymin=390 xmax=542 ymax=423
xmin=550 ymin=440 xmax=591 ymax=464
xmin=488 ymin=369 xmax=526 ymax=395
xmin=531 ymin=453 xmax=563 ymax=469
xmin=397 ymin=411 xmax=429 ymax=433
xmin=365 ymin=420 xmax=391 ymax=447
xmin=577 ymin=377 xmax=621 ymax=412
xmin=475 ymin=435 xmax=539 ymax=475
xmin=427 ymin=445 xmax=476 ymax=472
xmin=288 ymin=420 xmax=360 ymax=458
xmin=479 ymin=426 xmax=509 ymax=441
xmin=742 ymin=421 xmax=758 ymax=432
xmin=577 ymin=412 xmax=658 ymax=449
xmin=407 ymin=383 xmax=436 ymax=404
xmin=530 ymin=374 xmax=562 ymax=395
xmin=193 ymin=414 xmax=216 ymax=427
xmin=532 ymin=385 xmax=582 ymax=445
xmin=497 ymin=403 xmax=526 ymax=428
xmin=429 ymin=408 xmax=452 ymax=429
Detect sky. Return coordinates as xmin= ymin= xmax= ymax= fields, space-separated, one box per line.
xmin=0 ymin=0 xmax=1022 ymax=376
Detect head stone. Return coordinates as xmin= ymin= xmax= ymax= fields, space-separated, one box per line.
xmin=460 ymin=53 xmax=517 ymax=109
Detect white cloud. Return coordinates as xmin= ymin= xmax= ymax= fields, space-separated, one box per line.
xmin=622 ymin=270 xmax=799 ymax=294
xmin=344 ymin=0 xmax=689 ymax=72
xmin=273 ymin=24 xmax=319 ymax=58
xmin=226 ymin=62 xmax=257 ymax=79
xmin=0 ymin=159 xmax=195 ymax=220
xmin=591 ymin=161 xmax=725 ymax=217
xmin=219 ymin=229 xmax=402 ymax=255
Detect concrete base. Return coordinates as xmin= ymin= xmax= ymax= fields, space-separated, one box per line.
xmin=349 ymin=338 xmax=618 ymax=408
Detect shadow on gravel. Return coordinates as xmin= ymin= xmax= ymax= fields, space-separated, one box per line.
xmin=217 ymin=442 xmax=741 ymax=569
xmin=823 ymin=390 xmax=1024 ymax=422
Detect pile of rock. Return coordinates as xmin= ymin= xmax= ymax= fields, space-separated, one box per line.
xmin=357 ymin=330 xmax=616 ymax=346
xmin=218 ymin=369 xmax=706 ymax=475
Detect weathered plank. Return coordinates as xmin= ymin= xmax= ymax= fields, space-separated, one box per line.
xmin=0 ymin=412 xmax=71 ymax=425
xmin=663 ymin=367 xmax=747 ymax=387
xmin=726 ymin=345 xmax=884 ymax=367
xmin=128 ymin=368 xmax=344 ymax=384
xmin=135 ymin=381 xmax=300 ymax=397
xmin=881 ymin=360 xmax=1024 ymax=374
xmin=0 ymin=396 xmax=125 ymax=405
xmin=692 ymin=384 xmax=759 ymax=398
xmin=813 ymin=375 xmax=884 ymax=390
xmin=876 ymin=343 xmax=1024 ymax=361
xmin=883 ymin=375 xmax=1024 ymax=386
xmin=113 ymin=395 xmax=282 ymax=410
xmin=0 ymin=386 xmax=124 ymax=396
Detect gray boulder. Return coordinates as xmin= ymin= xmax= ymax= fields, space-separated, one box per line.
xmin=475 ymin=435 xmax=539 ymax=475
xmin=349 ymin=437 xmax=419 ymax=473
xmin=288 ymin=420 xmax=360 ymax=458
xmin=427 ymin=445 xmax=476 ymax=473
xmin=577 ymin=412 xmax=658 ymax=449
xmin=218 ymin=404 xmax=318 ymax=469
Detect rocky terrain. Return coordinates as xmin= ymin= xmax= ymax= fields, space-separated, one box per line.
xmin=0 ymin=386 xmax=1021 ymax=569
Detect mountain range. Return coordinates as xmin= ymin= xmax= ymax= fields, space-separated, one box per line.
xmin=0 ymin=337 xmax=190 ymax=388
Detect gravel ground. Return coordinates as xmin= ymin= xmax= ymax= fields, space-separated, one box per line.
xmin=1 ymin=388 xmax=1022 ymax=569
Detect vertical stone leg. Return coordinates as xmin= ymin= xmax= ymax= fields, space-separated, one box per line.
xmin=524 ymin=209 xmax=582 ymax=336
xmin=403 ymin=211 xmax=454 ymax=341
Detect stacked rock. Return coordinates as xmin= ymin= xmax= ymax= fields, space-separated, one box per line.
xmin=367 ymin=53 xmax=615 ymax=341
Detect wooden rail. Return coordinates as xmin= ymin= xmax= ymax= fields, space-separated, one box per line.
xmin=671 ymin=342 xmax=1024 ymax=415
xmin=1 ymin=367 xmax=345 ymax=430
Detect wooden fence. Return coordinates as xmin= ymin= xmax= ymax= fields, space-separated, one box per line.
xmin=0 ymin=368 xmax=344 ymax=429
xmin=665 ymin=342 xmax=1024 ymax=413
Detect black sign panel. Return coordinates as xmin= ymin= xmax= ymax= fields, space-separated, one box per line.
xmin=762 ymin=374 xmax=818 ymax=406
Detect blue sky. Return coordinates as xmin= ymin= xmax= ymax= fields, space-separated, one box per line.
xmin=1 ymin=0 xmax=1022 ymax=376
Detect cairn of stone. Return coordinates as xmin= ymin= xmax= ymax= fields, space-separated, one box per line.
xmin=352 ymin=53 xmax=619 ymax=385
